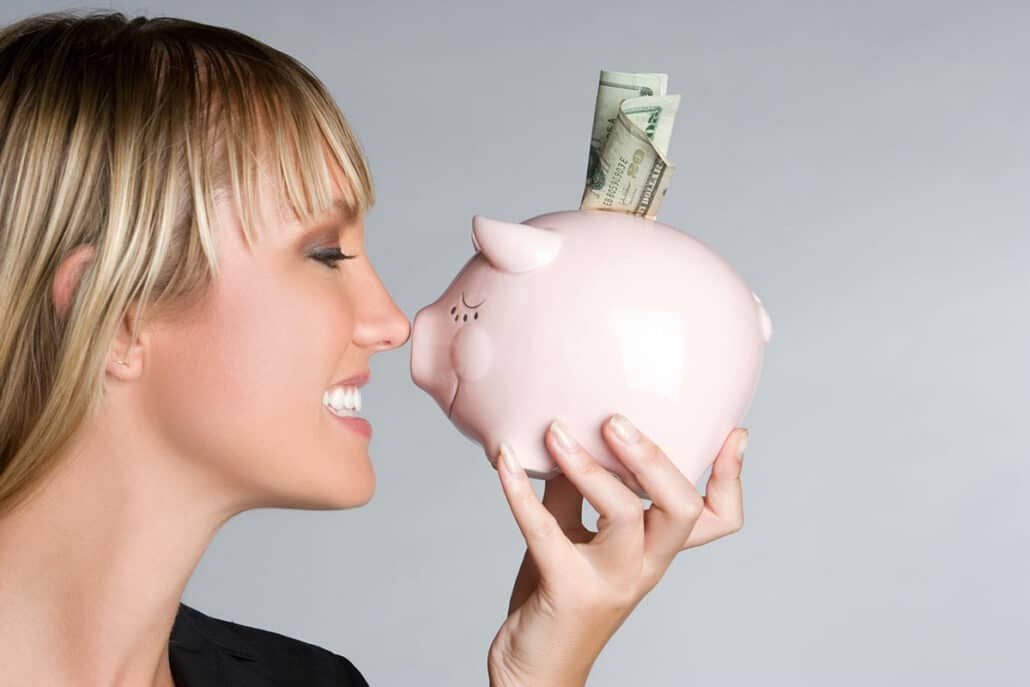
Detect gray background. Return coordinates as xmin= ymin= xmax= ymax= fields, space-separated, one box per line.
xmin=3 ymin=1 xmax=1027 ymax=685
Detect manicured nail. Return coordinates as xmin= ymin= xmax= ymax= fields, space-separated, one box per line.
xmin=737 ymin=430 xmax=749 ymax=460
xmin=549 ymin=420 xmax=579 ymax=453
xmin=499 ymin=442 xmax=521 ymax=474
xmin=609 ymin=414 xmax=639 ymax=444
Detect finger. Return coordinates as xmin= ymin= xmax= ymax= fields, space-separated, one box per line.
xmin=546 ymin=420 xmax=643 ymax=557
xmin=602 ymin=414 xmax=705 ymax=564
xmin=541 ymin=473 xmax=589 ymax=536
xmin=495 ymin=441 xmax=577 ymax=580
xmin=680 ymin=428 xmax=747 ymax=549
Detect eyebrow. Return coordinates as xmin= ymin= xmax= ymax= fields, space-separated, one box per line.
xmin=296 ymin=202 xmax=363 ymax=244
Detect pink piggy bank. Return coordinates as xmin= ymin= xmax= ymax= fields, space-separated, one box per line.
xmin=409 ymin=209 xmax=772 ymax=499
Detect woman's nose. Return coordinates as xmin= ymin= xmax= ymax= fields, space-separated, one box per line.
xmin=355 ymin=268 xmax=411 ymax=352
xmin=382 ymin=307 xmax=412 ymax=351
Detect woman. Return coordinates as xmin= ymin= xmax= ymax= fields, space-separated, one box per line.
xmin=0 ymin=11 xmax=748 ymax=687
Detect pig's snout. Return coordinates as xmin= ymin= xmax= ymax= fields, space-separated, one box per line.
xmin=410 ymin=307 xmax=438 ymax=392
xmin=410 ymin=306 xmax=493 ymax=403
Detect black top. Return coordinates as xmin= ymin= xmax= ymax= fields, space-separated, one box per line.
xmin=169 ymin=602 xmax=369 ymax=686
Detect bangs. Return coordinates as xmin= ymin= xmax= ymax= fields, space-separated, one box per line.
xmin=177 ymin=27 xmax=375 ymax=254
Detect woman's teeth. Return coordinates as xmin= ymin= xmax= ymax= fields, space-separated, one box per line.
xmin=323 ymin=386 xmax=362 ymax=416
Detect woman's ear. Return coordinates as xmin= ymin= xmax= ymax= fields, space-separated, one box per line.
xmin=51 ymin=244 xmax=96 ymax=320
xmin=52 ymin=244 xmax=146 ymax=380
xmin=106 ymin=299 xmax=147 ymax=380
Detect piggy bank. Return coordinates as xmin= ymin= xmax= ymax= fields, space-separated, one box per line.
xmin=409 ymin=209 xmax=772 ymax=499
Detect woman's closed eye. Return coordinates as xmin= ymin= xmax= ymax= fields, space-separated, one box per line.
xmin=309 ymin=247 xmax=359 ymax=270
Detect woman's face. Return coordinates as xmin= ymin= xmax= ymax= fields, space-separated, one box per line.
xmin=140 ymin=164 xmax=410 ymax=513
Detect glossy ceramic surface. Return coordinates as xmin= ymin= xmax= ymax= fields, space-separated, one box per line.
xmin=410 ymin=209 xmax=772 ymax=499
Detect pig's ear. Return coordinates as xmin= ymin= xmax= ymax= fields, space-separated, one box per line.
xmin=471 ymin=215 xmax=560 ymax=274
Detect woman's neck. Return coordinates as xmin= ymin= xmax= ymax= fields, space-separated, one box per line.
xmin=0 ymin=402 xmax=239 ymax=687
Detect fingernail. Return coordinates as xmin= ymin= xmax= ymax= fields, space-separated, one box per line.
xmin=499 ymin=442 xmax=521 ymax=474
xmin=549 ymin=420 xmax=579 ymax=453
xmin=737 ymin=430 xmax=749 ymax=460
xmin=609 ymin=414 xmax=639 ymax=444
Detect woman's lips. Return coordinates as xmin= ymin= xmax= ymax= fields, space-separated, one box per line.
xmin=331 ymin=370 xmax=370 ymax=389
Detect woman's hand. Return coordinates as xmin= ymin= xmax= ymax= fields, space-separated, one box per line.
xmin=487 ymin=415 xmax=748 ymax=687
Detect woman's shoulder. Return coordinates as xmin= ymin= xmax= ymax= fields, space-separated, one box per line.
xmin=170 ymin=602 xmax=369 ymax=687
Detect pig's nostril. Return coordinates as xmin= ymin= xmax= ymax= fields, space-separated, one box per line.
xmin=450 ymin=306 xmax=456 ymax=314
xmin=463 ymin=314 xmax=468 ymax=321
xmin=474 ymin=312 xmax=478 ymax=320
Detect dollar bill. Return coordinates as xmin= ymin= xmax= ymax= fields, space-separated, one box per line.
xmin=584 ymin=70 xmax=668 ymax=185
xmin=580 ymin=70 xmax=680 ymax=219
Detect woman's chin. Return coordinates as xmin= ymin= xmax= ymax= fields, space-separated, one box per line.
xmin=232 ymin=439 xmax=376 ymax=511
xmin=303 ymin=457 xmax=376 ymax=510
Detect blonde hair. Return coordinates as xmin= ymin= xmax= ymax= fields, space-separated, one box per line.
xmin=0 ymin=11 xmax=375 ymax=516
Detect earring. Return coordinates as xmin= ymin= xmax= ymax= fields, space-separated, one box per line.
xmin=116 ymin=360 xmax=129 ymax=367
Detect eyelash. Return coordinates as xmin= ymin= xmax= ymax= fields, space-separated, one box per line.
xmin=310 ymin=248 xmax=359 ymax=270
